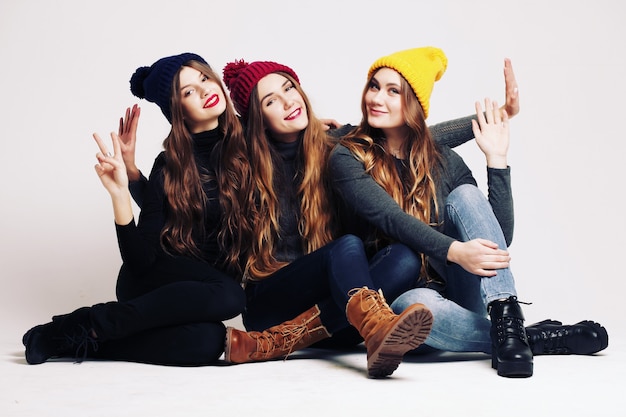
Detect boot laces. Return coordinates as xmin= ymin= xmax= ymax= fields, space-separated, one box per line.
xmin=255 ymin=323 xmax=309 ymax=359
xmin=537 ymin=327 xmax=569 ymax=354
xmin=350 ymin=288 xmax=395 ymax=323
xmin=65 ymin=325 xmax=99 ymax=364
xmin=494 ymin=317 xmax=527 ymax=343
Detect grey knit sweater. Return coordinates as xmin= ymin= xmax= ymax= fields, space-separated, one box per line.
xmin=328 ymin=137 xmax=513 ymax=264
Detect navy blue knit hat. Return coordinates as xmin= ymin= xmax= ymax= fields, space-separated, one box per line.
xmin=129 ymin=52 xmax=208 ymax=123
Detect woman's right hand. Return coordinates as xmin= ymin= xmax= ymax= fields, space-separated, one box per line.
xmin=447 ymin=239 xmax=510 ymax=277
xmin=118 ymin=104 xmax=141 ymax=182
xmin=472 ymin=98 xmax=509 ymax=169
xmin=93 ymin=132 xmax=134 ymax=225
xmin=94 ymin=131 xmax=128 ymax=194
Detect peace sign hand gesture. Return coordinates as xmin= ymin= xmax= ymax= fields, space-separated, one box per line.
xmin=93 ymin=132 xmax=134 ymax=225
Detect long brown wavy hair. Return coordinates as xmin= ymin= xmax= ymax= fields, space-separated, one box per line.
xmin=340 ymin=70 xmax=442 ymax=278
xmin=228 ymin=72 xmax=336 ymax=280
xmin=161 ymin=61 xmax=249 ymax=268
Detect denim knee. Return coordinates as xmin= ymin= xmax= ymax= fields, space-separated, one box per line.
xmin=447 ymin=184 xmax=486 ymax=208
xmin=334 ymin=234 xmax=365 ymax=253
xmin=390 ymin=288 xmax=442 ymax=314
xmin=373 ymin=243 xmax=421 ymax=278
xmin=369 ymin=243 xmax=422 ymax=302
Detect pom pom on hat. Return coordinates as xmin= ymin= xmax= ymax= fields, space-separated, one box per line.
xmin=222 ymin=59 xmax=249 ymax=89
xmin=223 ymin=59 xmax=299 ymax=117
xmin=368 ymin=47 xmax=447 ymax=118
xmin=129 ymin=67 xmax=151 ymax=99
xmin=129 ymin=52 xmax=207 ymax=123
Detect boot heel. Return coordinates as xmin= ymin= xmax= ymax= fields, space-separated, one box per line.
xmin=495 ymin=358 xmax=533 ymax=377
xmin=491 ymin=346 xmax=533 ymax=376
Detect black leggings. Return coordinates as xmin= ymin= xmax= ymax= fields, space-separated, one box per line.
xmin=91 ymin=322 xmax=226 ymax=366
xmin=81 ymin=257 xmax=245 ymax=365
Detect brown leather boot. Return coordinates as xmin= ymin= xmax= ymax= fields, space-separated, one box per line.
xmin=346 ymin=287 xmax=433 ymax=378
xmin=224 ymin=305 xmax=331 ymax=364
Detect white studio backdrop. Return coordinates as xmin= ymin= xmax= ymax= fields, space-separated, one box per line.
xmin=0 ymin=0 xmax=623 ymax=334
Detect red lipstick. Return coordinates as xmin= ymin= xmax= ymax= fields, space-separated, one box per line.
xmin=204 ymin=94 xmax=219 ymax=108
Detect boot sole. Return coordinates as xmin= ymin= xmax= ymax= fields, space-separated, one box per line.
xmin=367 ymin=305 xmax=433 ymax=379
xmin=223 ymin=327 xmax=237 ymax=364
xmin=491 ymin=354 xmax=533 ymax=378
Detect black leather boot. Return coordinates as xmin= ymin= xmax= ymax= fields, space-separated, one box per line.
xmin=526 ymin=320 xmax=608 ymax=355
xmin=489 ymin=296 xmax=533 ymax=378
xmin=22 ymin=307 xmax=98 ymax=365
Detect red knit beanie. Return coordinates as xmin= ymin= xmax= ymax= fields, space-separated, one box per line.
xmin=223 ymin=59 xmax=299 ymax=117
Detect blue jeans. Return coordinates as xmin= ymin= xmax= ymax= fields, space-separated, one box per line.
xmin=390 ymin=184 xmax=517 ymax=353
xmin=244 ymin=234 xmax=419 ymax=335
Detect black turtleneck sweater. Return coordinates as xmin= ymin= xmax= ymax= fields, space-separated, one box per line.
xmin=118 ymin=128 xmax=223 ymax=274
xmin=270 ymin=139 xmax=304 ymax=264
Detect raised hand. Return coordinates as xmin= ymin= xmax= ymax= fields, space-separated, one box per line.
xmin=472 ymin=98 xmax=509 ymax=169
xmin=118 ymin=104 xmax=142 ymax=181
xmin=501 ymin=58 xmax=519 ymax=118
xmin=93 ymin=132 xmax=134 ymax=225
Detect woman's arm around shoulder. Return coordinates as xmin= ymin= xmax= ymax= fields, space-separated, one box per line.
xmin=430 ymin=58 xmax=519 ymax=148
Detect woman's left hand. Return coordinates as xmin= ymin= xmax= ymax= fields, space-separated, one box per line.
xmin=472 ymin=98 xmax=509 ymax=169
xmin=320 ymin=118 xmax=342 ymax=130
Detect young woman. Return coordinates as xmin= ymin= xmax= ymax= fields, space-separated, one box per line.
xmin=22 ymin=53 xmax=247 ymax=366
xmin=218 ymin=60 xmax=437 ymax=379
xmin=328 ymin=46 xmax=609 ymax=378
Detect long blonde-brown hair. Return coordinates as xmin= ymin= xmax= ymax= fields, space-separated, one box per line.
xmin=340 ymin=70 xmax=442 ymax=277
xmin=232 ymin=72 xmax=336 ymax=280
xmin=161 ymin=61 xmax=248 ymax=265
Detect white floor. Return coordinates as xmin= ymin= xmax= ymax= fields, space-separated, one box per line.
xmin=2 ymin=315 xmax=623 ymax=417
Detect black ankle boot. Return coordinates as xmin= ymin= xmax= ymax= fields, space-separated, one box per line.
xmin=526 ymin=320 xmax=609 ymax=355
xmin=23 ymin=307 xmax=98 ymax=365
xmin=489 ymin=296 xmax=533 ymax=378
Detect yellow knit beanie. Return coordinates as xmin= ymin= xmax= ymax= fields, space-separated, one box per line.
xmin=368 ymin=46 xmax=447 ymax=118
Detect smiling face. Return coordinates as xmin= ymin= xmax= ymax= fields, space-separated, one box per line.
xmin=256 ymin=73 xmax=309 ymax=143
xmin=177 ymin=66 xmax=227 ymax=133
xmin=364 ymin=67 xmax=408 ymax=137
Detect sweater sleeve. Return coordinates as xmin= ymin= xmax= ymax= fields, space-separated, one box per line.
xmin=128 ymin=172 xmax=148 ymax=209
xmin=486 ymin=166 xmax=514 ymax=246
xmin=328 ymin=124 xmax=356 ymax=139
xmin=429 ymin=115 xmax=476 ymax=148
xmin=115 ymin=153 xmax=167 ymax=274
xmin=331 ymin=115 xmax=476 ymax=148
xmin=328 ymin=145 xmax=455 ymax=262
xmin=438 ymin=147 xmax=514 ymax=246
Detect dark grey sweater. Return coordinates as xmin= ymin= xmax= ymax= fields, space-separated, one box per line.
xmin=328 ymin=143 xmax=513 ymax=264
